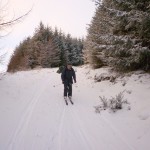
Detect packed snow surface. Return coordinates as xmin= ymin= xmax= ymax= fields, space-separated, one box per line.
xmin=0 ymin=66 xmax=150 ymax=150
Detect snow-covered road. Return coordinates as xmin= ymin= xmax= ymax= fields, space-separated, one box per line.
xmin=0 ymin=67 xmax=150 ymax=150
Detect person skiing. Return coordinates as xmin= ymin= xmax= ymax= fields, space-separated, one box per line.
xmin=61 ymin=62 xmax=76 ymax=103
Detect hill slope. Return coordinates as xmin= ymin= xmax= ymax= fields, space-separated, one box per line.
xmin=0 ymin=66 xmax=150 ymax=150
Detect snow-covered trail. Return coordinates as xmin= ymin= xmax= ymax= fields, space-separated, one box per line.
xmin=0 ymin=67 xmax=150 ymax=150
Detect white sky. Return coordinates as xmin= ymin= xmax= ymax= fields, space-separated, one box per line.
xmin=1 ymin=0 xmax=95 ymax=52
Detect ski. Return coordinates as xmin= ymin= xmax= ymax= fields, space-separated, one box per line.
xmin=65 ymin=100 xmax=68 ymax=105
xmin=64 ymin=97 xmax=73 ymax=105
xmin=69 ymin=98 xmax=74 ymax=105
xmin=70 ymin=100 xmax=74 ymax=105
xmin=64 ymin=97 xmax=68 ymax=105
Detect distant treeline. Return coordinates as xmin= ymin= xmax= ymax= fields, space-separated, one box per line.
xmin=8 ymin=22 xmax=84 ymax=72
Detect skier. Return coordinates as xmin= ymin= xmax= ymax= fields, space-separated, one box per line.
xmin=61 ymin=62 xmax=76 ymax=104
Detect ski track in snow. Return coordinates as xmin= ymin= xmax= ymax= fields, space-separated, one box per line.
xmin=58 ymin=106 xmax=66 ymax=150
xmin=71 ymin=105 xmax=134 ymax=150
xmin=58 ymin=106 xmax=92 ymax=150
xmin=0 ymin=67 xmax=150 ymax=150
xmin=71 ymin=107 xmax=93 ymax=150
xmin=6 ymin=75 xmax=50 ymax=150
xmin=100 ymin=116 xmax=135 ymax=150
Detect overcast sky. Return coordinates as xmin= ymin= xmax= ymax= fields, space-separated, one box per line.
xmin=0 ymin=0 xmax=95 ymax=71
xmin=1 ymin=0 xmax=95 ymax=50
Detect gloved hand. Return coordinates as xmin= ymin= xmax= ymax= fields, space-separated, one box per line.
xmin=74 ymin=80 xmax=77 ymax=83
xmin=62 ymin=81 xmax=64 ymax=84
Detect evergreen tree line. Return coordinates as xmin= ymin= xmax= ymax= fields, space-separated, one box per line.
xmin=85 ymin=0 xmax=150 ymax=71
xmin=8 ymin=22 xmax=84 ymax=72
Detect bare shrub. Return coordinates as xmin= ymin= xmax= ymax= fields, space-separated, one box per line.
xmin=94 ymin=73 xmax=117 ymax=83
xmin=109 ymin=92 xmax=128 ymax=112
xmin=94 ymin=92 xmax=130 ymax=113
xmin=99 ymin=96 xmax=108 ymax=109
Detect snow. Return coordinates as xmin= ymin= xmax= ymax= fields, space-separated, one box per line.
xmin=0 ymin=64 xmax=7 ymax=73
xmin=105 ymin=6 xmax=127 ymax=17
xmin=0 ymin=66 xmax=150 ymax=150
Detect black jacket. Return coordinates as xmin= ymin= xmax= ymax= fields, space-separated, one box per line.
xmin=61 ymin=67 xmax=76 ymax=84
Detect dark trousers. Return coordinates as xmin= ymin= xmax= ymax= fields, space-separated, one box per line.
xmin=64 ymin=82 xmax=72 ymax=97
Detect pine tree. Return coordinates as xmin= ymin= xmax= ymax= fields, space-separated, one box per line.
xmin=86 ymin=0 xmax=150 ymax=71
xmin=8 ymin=22 xmax=84 ymax=72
